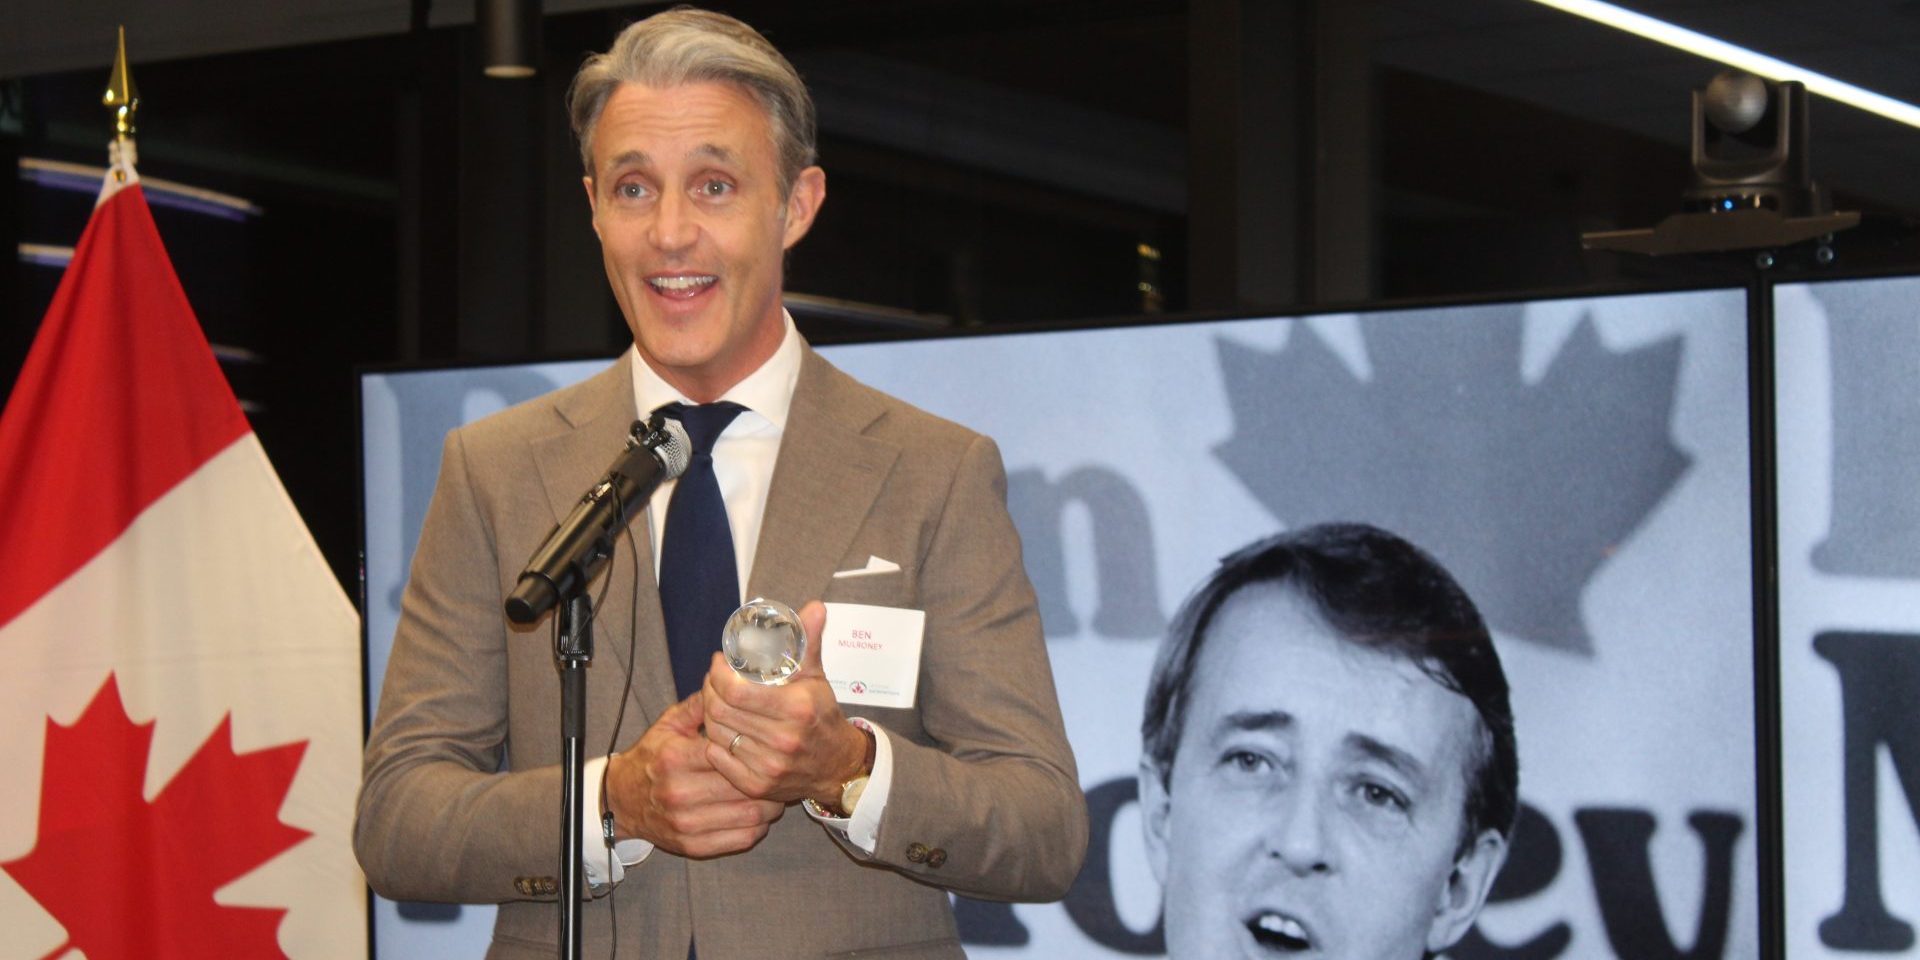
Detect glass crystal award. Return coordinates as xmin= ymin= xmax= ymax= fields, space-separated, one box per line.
xmin=722 ymin=597 xmax=807 ymax=685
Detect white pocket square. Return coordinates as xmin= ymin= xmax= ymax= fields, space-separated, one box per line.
xmin=833 ymin=555 xmax=901 ymax=578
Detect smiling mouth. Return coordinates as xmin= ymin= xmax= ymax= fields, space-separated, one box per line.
xmin=1248 ymin=911 xmax=1313 ymax=954
xmin=647 ymin=274 xmax=717 ymax=298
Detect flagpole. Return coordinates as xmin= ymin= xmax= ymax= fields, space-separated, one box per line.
xmin=102 ymin=26 xmax=139 ymax=182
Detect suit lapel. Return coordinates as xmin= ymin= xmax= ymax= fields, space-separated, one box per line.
xmin=750 ymin=348 xmax=900 ymax=608
xmin=527 ymin=359 xmax=678 ymax=726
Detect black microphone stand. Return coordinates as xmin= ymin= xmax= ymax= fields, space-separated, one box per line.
xmin=504 ymin=416 xmax=686 ymax=960
xmin=555 ymin=590 xmax=593 ymax=960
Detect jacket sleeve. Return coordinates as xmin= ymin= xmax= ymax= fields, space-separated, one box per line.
xmin=353 ymin=427 xmax=569 ymax=903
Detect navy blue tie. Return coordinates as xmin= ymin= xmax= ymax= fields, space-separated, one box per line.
xmin=655 ymin=401 xmax=747 ymax=700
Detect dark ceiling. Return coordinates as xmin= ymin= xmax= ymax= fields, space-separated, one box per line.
xmin=13 ymin=1 xmax=1920 ymax=229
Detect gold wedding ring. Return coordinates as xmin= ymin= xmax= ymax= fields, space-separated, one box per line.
xmin=728 ymin=732 xmax=745 ymax=755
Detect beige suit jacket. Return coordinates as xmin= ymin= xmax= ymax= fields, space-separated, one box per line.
xmin=356 ymin=347 xmax=1088 ymax=959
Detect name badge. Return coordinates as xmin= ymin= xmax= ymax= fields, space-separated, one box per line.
xmin=820 ymin=602 xmax=925 ymax=709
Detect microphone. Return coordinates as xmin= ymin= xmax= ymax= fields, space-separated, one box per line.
xmin=504 ymin=415 xmax=691 ymax=624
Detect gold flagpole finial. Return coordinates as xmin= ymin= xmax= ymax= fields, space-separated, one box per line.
xmin=102 ymin=26 xmax=139 ymax=180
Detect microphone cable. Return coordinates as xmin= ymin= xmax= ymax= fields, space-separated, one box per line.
xmin=599 ymin=479 xmax=646 ymax=959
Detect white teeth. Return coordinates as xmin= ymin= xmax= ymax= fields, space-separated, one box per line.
xmin=1256 ymin=913 xmax=1309 ymax=941
xmin=649 ymin=275 xmax=716 ymax=291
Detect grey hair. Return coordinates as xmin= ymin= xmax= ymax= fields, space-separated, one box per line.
xmin=565 ymin=7 xmax=817 ymax=192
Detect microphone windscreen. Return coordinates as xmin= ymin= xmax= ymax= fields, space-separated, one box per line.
xmin=653 ymin=418 xmax=691 ymax=479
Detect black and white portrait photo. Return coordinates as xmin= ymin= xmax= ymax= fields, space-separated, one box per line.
xmin=1139 ymin=523 xmax=1515 ymax=960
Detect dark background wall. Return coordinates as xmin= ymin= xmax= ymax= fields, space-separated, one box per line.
xmin=6 ymin=0 xmax=1920 ymax=594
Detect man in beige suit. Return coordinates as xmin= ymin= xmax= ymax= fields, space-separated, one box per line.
xmin=354 ymin=9 xmax=1088 ymax=959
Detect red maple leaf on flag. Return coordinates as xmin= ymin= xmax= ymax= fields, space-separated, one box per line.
xmin=2 ymin=675 xmax=311 ymax=960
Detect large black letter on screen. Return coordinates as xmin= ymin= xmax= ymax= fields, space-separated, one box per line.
xmin=1814 ymin=631 xmax=1920 ymax=951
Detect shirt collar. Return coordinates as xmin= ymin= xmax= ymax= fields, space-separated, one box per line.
xmin=629 ymin=311 xmax=802 ymax=431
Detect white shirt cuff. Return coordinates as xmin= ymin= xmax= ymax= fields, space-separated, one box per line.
xmin=582 ymin=753 xmax=653 ymax=887
xmin=803 ymin=718 xmax=892 ymax=853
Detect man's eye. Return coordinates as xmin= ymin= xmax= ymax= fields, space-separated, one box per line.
xmin=700 ymin=179 xmax=733 ymax=197
xmin=1356 ymin=781 xmax=1408 ymax=811
xmin=1223 ymin=750 xmax=1270 ymax=773
xmin=616 ymin=182 xmax=648 ymax=200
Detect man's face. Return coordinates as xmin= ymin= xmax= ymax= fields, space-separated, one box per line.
xmin=585 ymin=81 xmax=825 ymax=402
xmin=1141 ymin=583 xmax=1507 ymax=960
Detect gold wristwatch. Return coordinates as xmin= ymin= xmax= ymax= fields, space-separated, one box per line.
xmin=811 ymin=723 xmax=877 ymax=817
xmin=836 ymin=772 xmax=870 ymax=817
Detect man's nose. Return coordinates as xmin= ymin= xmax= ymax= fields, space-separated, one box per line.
xmin=1267 ymin=785 xmax=1333 ymax=875
xmin=648 ymin=190 xmax=698 ymax=252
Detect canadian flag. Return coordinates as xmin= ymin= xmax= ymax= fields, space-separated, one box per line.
xmin=0 ymin=156 xmax=365 ymax=958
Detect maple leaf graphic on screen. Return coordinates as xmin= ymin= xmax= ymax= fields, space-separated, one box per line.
xmin=1214 ymin=304 xmax=1688 ymax=653
xmin=3 ymin=675 xmax=310 ymax=959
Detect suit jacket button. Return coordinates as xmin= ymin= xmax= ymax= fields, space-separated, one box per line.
xmin=906 ymin=842 xmax=929 ymax=863
xmin=514 ymin=877 xmax=533 ymax=895
xmin=927 ymin=847 xmax=947 ymax=868
xmin=539 ymin=877 xmax=557 ymax=896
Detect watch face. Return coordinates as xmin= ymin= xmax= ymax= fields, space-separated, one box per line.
xmin=841 ymin=776 xmax=869 ymax=814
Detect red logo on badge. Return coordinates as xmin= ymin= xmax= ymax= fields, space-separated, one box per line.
xmin=850 ymin=681 xmax=867 ymax=694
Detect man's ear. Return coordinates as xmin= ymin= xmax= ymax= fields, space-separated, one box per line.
xmin=781 ymin=166 xmax=826 ymax=250
xmin=1138 ymin=759 xmax=1173 ymax=886
xmin=1427 ymin=828 xmax=1509 ymax=953
xmin=582 ymin=176 xmax=601 ymax=238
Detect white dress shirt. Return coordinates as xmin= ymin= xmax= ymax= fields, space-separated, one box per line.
xmin=583 ymin=315 xmax=893 ymax=886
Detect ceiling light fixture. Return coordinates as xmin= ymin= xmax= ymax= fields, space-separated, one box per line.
xmin=1529 ymin=0 xmax=1920 ymax=130
xmin=478 ymin=0 xmax=541 ymax=79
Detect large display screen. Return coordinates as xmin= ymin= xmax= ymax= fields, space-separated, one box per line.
xmin=1776 ymin=276 xmax=1920 ymax=960
xmin=360 ymin=288 xmax=1758 ymax=958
